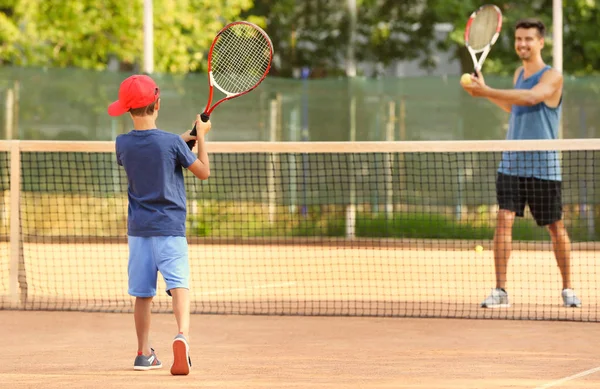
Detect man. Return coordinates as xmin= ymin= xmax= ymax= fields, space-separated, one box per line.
xmin=109 ymin=74 xmax=212 ymax=374
xmin=461 ymin=18 xmax=581 ymax=309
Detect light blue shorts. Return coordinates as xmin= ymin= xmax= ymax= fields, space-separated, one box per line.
xmin=127 ymin=236 xmax=190 ymax=297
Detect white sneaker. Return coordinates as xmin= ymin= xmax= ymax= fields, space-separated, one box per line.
xmin=481 ymin=288 xmax=510 ymax=308
xmin=561 ymin=288 xmax=582 ymax=308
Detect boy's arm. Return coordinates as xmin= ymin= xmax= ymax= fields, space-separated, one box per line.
xmin=187 ymin=136 xmax=210 ymax=180
xmin=115 ymin=138 xmax=123 ymax=166
xmin=182 ymin=116 xmax=211 ymax=180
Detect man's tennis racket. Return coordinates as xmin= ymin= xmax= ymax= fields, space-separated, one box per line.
xmin=464 ymin=4 xmax=502 ymax=73
xmin=187 ymin=21 xmax=273 ymax=149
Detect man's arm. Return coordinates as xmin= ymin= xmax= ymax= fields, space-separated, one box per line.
xmin=462 ymin=68 xmax=520 ymax=113
xmin=486 ymin=95 xmax=513 ymax=113
xmin=484 ymin=67 xmax=522 ymax=113
xmin=466 ymin=68 xmax=563 ymax=107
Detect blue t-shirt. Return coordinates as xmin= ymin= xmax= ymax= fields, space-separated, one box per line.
xmin=116 ymin=129 xmax=198 ymax=237
xmin=498 ymin=65 xmax=562 ymax=181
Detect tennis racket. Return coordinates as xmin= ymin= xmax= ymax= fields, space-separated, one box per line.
xmin=187 ymin=21 xmax=274 ymax=149
xmin=464 ymin=4 xmax=502 ymax=74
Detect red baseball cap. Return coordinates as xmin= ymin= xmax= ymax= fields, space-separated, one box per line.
xmin=107 ymin=75 xmax=160 ymax=116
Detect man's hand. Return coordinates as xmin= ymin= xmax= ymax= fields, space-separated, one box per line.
xmin=462 ymin=70 xmax=489 ymax=97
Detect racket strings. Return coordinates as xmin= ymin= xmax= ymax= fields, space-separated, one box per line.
xmin=468 ymin=7 xmax=500 ymax=51
xmin=211 ymin=25 xmax=272 ymax=94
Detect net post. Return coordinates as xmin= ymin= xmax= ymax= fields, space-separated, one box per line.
xmin=267 ymin=97 xmax=279 ymax=224
xmin=288 ymin=107 xmax=299 ymax=214
xmin=143 ymin=0 xmax=154 ymax=74
xmin=9 ymin=141 xmax=22 ymax=308
xmin=384 ymin=101 xmax=395 ymax=219
xmin=5 ymin=88 xmax=14 ymax=140
xmin=346 ymin=93 xmax=357 ymax=240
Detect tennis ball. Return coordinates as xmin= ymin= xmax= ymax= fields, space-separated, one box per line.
xmin=475 ymin=245 xmax=484 ymax=253
xmin=460 ymin=73 xmax=472 ymax=85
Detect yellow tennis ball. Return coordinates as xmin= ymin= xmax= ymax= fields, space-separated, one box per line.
xmin=475 ymin=245 xmax=484 ymax=253
xmin=460 ymin=73 xmax=472 ymax=85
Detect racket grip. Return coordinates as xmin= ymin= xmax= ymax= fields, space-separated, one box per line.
xmin=186 ymin=113 xmax=210 ymax=150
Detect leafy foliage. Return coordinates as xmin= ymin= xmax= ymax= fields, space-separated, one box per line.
xmin=0 ymin=0 xmax=256 ymax=73
xmin=0 ymin=0 xmax=599 ymax=75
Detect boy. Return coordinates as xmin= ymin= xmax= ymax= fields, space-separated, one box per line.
xmin=109 ymin=74 xmax=211 ymax=375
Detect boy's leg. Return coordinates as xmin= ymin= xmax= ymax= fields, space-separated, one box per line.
xmin=155 ymin=236 xmax=192 ymax=375
xmin=129 ymin=236 xmax=159 ymax=355
xmin=170 ymin=288 xmax=192 ymax=375
xmin=135 ymin=296 xmax=154 ymax=356
xmin=128 ymin=235 xmax=161 ymax=370
xmin=133 ymin=296 xmax=162 ymax=370
xmin=155 ymin=236 xmax=190 ymax=336
xmin=170 ymin=288 xmax=190 ymax=338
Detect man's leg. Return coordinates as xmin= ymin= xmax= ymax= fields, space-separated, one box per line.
xmin=547 ymin=220 xmax=581 ymax=307
xmin=481 ymin=209 xmax=515 ymax=308
xmin=530 ymin=177 xmax=580 ymax=307
xmin=482 ymin=173 xmax=521 ymax=308
xmin=493 ymin=209 xmax=515 ymax=290
xmin=547 ymin=220 xmax=571 ymax=290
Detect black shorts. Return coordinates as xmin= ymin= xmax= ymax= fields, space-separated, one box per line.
xmin=496 ymin=173 xmax=563 ymax=226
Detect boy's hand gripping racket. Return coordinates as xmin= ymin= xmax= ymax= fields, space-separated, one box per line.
xmin=464 ymin=4 xmax=502 ymax=74
xmin=187 ymin=21 xmax=274 ymax=149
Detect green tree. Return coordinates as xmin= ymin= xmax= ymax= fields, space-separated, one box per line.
xmin=0 ymin=0 xmax=256 ymax=73
xmin=0 ymin=0 xmax=21 ymax=64
xmin=246 ymin=0 xmax=436 ymax=78
xmin=431 ymin=0 xmax=600 ymax=76
xmin=355 ymin=0 xmax=439 ymax=75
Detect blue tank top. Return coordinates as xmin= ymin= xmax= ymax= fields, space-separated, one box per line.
xmin=498 ymin=65 xmax=561 ymax=181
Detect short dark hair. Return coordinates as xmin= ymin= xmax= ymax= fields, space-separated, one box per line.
xmin=515 ymin=18 xmax=545 ymax=37
xmin=129 ymin=100 xmax=158 ymax=117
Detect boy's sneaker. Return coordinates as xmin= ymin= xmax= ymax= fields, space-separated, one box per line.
xmin=134 ymin=348 xmax=162 ymax=371
xmin=481 ymin=288 xmax=510 ymax=308
xmin=171 ymin=334 xmax=192 ymax=376
xmin=562 ymin=288 xmax=582 ymax=308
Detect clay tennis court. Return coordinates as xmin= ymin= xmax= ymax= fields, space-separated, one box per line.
xmin=2 ymin=242 xmax=600 ymax=388
xmin=2 ymin=241 xmax=599 ymax=317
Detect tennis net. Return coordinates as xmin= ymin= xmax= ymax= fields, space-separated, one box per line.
xmin=1 ymin=139 xmax=600 ymax=321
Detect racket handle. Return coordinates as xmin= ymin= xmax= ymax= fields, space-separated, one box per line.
xmin=186 ymin=113 xmax=210 ymax=150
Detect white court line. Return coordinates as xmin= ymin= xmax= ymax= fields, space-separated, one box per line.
xmin=198 ymin=282 xmax=297 ymax=296
xmin=535 ymin=366 xmax=600 ymax=389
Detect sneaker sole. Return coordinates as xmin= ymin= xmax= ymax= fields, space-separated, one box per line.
xmin=564 ymin=303 xmax=582 ymax=308
xmin=481 ymin=303 xmax=511 ymax=308
xmin=171 ymin=338 xmax=190 ymax=376
xmin=134 ymin=363 xmax=163 ymax=371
